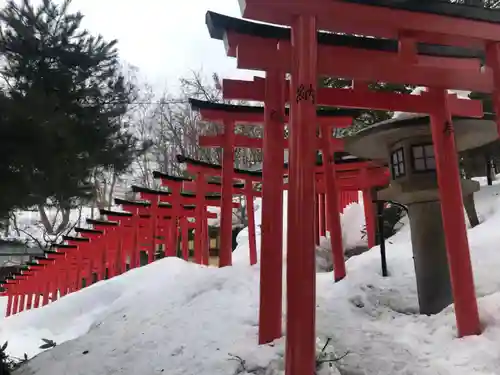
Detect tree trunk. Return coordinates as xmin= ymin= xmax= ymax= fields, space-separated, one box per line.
xmin=9 ymin=212 xmax=20 ymax=237
xmin=38 ymin=204 xmax=54 ymax=235
xmin=107 ymin=172 xmax=118 ymax=210
xmin=55 ymin=206 xmax=71 ymax=234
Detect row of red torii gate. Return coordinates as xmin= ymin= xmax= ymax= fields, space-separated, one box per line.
xmin=1 ymin=139 xmax=386 ymax=317
xmin=4 ymin=0 xmax=500 ymax=374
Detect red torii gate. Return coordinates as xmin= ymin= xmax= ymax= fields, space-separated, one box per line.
xmin=176 ymin=152 xmax=385 ymax=263
xmin=191 ymin=97 xmax=392 ymax=344
xmin=227 ymin=1 xmax=494 ymax=373
xmin=317 ymin=189 xmax=360 ymax=243
xmin=73 ymin=226 xmax=106 ymax=283
xmin=182 ymin=165 xmax=353 ymax=249
xmin=198 ymin=119 xmax=385 ymax=262
xmin=1 ymin=189 xmax=226 ymax=316
xmin=314 ymin=157 xmax=387 ymax=249
xmin=189 ymin=98 xmax=359 ymax=270
xmin=191 ymin=98 xmax=359 ymax=268
xmin=150 ymin=171 xmax=240 ymax=265
xmin=176 ymin=154 xmax=261 ymax=266
xmin=213 ymin=9 xmax=481 ymax=323
xmin=4 ymin=247 xmax=72 ymax=315
xmin=3 ymin=228 xmax=117 ymax=315
xmin=202 ymin=13 xmax=485 ymax=349
xmin=114 ymin=193 xmax=221 ymax=262
xmin=131 ymin=184 xmax=237 ymax=265
xmin=130 ymin=186 xmax=172 ymax=263
xmin=177 ymin=149 xmax=388 ymax=345
xmin=189 ymin=97 xmax=362 ymax=343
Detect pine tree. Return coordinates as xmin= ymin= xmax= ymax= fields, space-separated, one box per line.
xmin=0 ymin=0 xmax=146 ymax=216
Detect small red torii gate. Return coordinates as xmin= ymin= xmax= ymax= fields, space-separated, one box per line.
xmin=151 ymin=171 xmax=240 ymax=265
xmin=131 ymin=184 xmax=238 ymax=265
xmin=125 ymin=187 xmax=220 ymax=264
xmin=176 ymin=154 xmax=261 ymax=266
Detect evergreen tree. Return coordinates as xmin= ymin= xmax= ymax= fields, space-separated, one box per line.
xmin=0 ymin=0 xmax=146 ymax=216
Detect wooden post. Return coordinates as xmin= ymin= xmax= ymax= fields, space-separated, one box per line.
xmin=168 ymin=185 xmax=181 ymax=257
xmin=5 ymin=286 xmax=12 ymax=316
xmin=12 ymin=285 xmax=19 ymax=314
xmin=259 ymin=70 xmax=285 ymax=344
xmin=319 ymin=193 xmax=326 ymax=237
xmin=181 ymin=218 xmax=189 ymax=260
xmin=320 ymin=124 xmax=346 ymax=281
xmin=219 ymin=121 xmax=236 ymax=267
xmin=428 ymin=88 xmax=480 ymax=337
xmin=285 ymin=15 xmax=317 ymax=375
xmin=149 ymin=195 xmax=159 ymax=264
xmin=314 ymin=193 xmax=320 ymax=245
xmin=245 ymin=180 xmax=258 ymax=265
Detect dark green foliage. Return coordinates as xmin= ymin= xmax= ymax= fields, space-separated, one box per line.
xmin=483 ymin=0 xmax=500 ymax=9
xmin=0 ymin=341 xmax=10 ymax=375
xmin=0 ymin=341 xmax=28 ymax=374
xmin=361 ymin=202 xmax=406 ymax=243
xmin=0 ymin=0 xmax=148 ymax=216
xmin=380 ymin=203 xmax=406 ymax=240
xmin=39 ymin=338 xmax=56 ymax=350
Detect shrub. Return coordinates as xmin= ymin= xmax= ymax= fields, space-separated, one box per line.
xmin=0 ymin=342 xmax=28 ymax=375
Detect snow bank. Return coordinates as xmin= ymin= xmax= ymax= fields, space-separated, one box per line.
xmin=2 ymin=259 xmax=281 ymax=375
xmin=4 ymin=181 xmax=500 ymax=374
xmin=232 ymin=191 xmax=367 ymax=266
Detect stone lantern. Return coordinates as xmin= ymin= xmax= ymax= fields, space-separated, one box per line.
xmin=345 ymin=113 xmax=497 ymax=314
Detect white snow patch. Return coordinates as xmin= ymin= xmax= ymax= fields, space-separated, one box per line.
xmin=3 ymin=180 xmax=500 ymax=374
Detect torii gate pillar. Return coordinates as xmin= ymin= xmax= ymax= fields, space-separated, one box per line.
xmin=285 ymin=15 xmax=317 ymax=375
xmin=259 ymin=70 xmax=285 ymax=344
xmin=429 ymin=88 xmax=480 ymax=337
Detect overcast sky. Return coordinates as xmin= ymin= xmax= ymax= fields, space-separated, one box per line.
xmin=78 ymin=0 xmax=263 ymax=91
xmin=3 ymin=0 xmax=258 ymax=92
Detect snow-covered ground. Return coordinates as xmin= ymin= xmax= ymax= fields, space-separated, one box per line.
xmin=2 ymin=181 xmax=500 ymax=374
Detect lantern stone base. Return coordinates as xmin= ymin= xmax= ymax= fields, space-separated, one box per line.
xmin=377 ymin=179 xmax=479 ymax=314
xmin=407 ymin=200 xmax=452 ymax=314
xmin=344 ymin=114 xmax=491 ymax=316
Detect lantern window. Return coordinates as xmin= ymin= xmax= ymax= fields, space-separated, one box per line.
xmin=391 ymin=148 xmax=405 ymax=178
xmin=411 ymin=144 xmax=436 ymax=172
